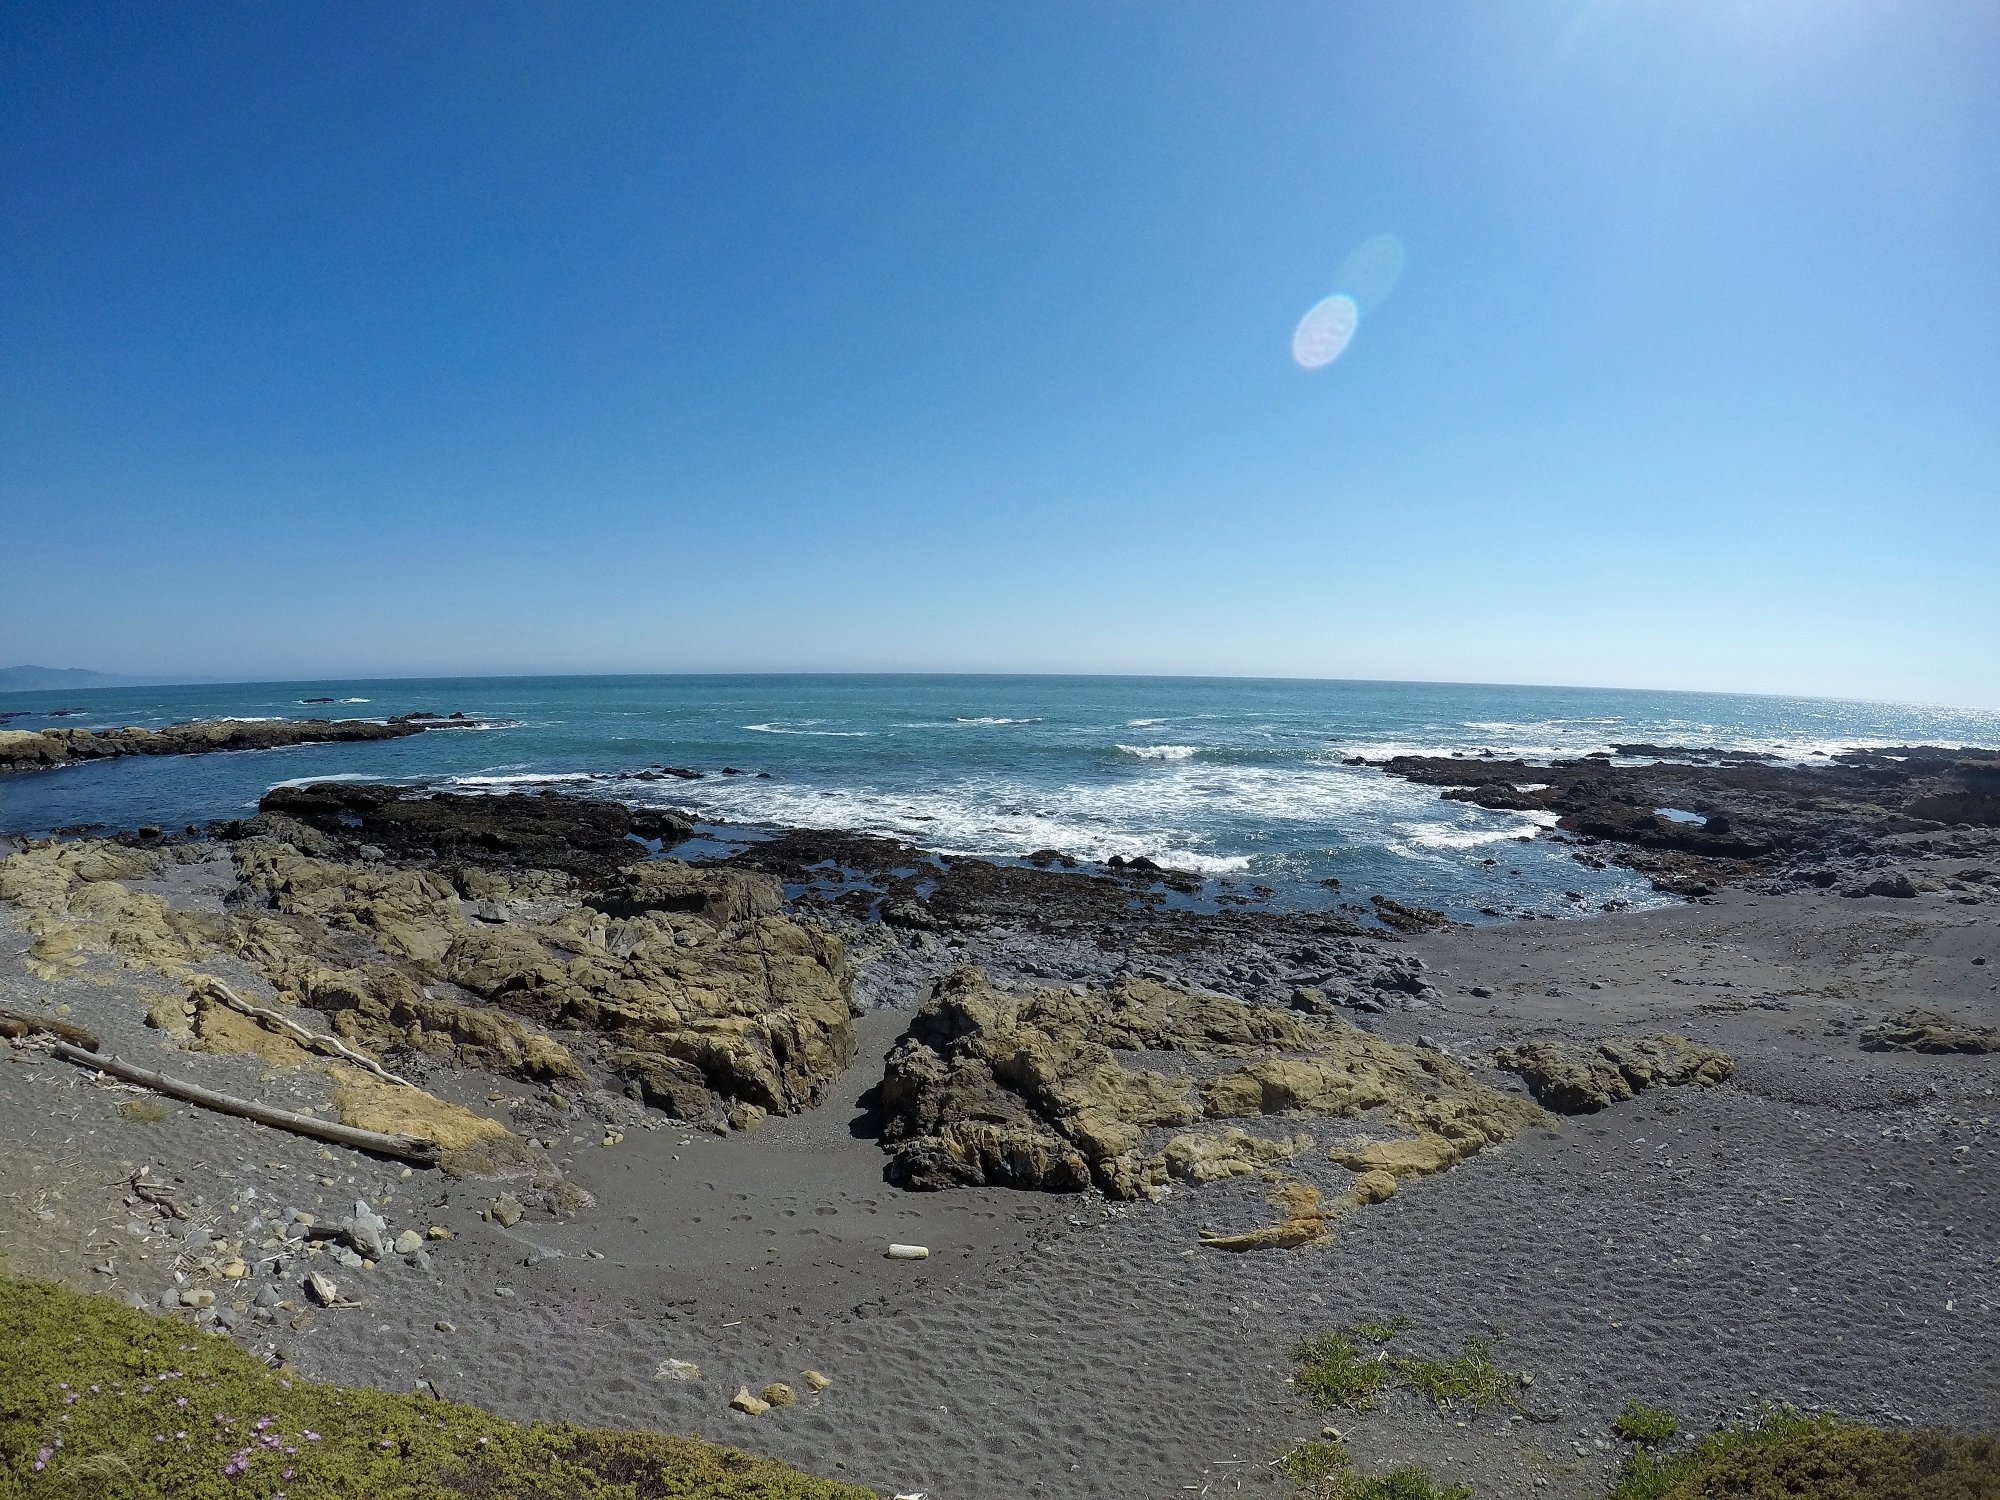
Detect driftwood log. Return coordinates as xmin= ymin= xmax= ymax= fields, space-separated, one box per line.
xmin=191 ymin=977 xmax=414 ymax=1087
xmin=44 ymin=1042 xmax=441 ymax=1166
xmin=0 ymin=1008 xmax=101 ymax=1050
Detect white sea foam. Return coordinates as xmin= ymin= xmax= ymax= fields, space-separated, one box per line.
xmin=447 ymin=772 xmax=601 ymax=787
xmin=339 ymin=697 xmax=370 ymax=704
xmin=1391 ymin=809 xmax=1559 ymax=853
xmin=1115 ymin=744 xmax=1200 ymax=761
xmin=954 ymin=716 xmax=1043 ymax=725
xmin=266 ymin=772 xmax=388 ymax=789
xmin=743 ymin=722 xmax=871 ymax=737
xmin=1124 ymin=718 xmax=1168 ymax=727
xmin=604 ymin=756 xmax=1435 ymax=877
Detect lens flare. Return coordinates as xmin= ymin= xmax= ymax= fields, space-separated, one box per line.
xmin=1290 ymin=294 xmax=1358 ymax=369
xmin=1337 ymin=234 xmax=1406 ymax=311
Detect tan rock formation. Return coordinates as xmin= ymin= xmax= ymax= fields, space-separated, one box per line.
xmin=1492 ymin=1035 xmax=1734 ymax=1113
xmin=879 ymin=968 xmax=1543 ymax=1202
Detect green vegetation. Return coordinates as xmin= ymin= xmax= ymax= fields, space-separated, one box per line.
xmin=0 ymin=1275 xmax=872 ymax=1499
xmin=118 ymin=1099 xmax=171 ymax=1124
xmin=1292 ymin=1324 xmax=1520 ymax=1416
xmin=1607 ymin=1406 xmax=2000 ymax=1500
xmin=1279 ymin=1439 xmax=1354 ymax=1485
xmin=1611 ymin=1399 xmax=1679 ymax=1446
xmin=1349 ymin=1317 xmax=1409 ymax=1344
xmin=1277 ymin=1439 xmax=1471 ymax=1500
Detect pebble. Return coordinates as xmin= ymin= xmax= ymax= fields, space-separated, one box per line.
xmin=392 ymin=1230 xmax=423 ymax=1255
xmin=492 ymin=1196 xmax=525 ymax=1228
xmin=254 ymin=1286 xmax=283 ymax=1308
xmin=886 ymin=1243 xmax=930 ymax=1260
xmin=178 ymin=1288 xmax=215 ymax=1309
xmin=730 ymin=1385 xmax=771 ymax=1416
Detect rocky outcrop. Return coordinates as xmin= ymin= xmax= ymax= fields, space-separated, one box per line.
xmin=0 ymin=717 xmax=431 ymax=775
xmin=1377 ymin=744 xmax=2000 ymax=895
xmin=252 ymin=783 xmax=694 ymax=878
xmin=228 ymin=839 xmax=854 ymax=1122
xmin=1492 ymin=1035 xmax=1734 ymax=1113
xmin=877 ymin=968 xmax=1542 ymax=1200
xmin=1 ymin=824 xmax=855 ymax=1130
xmin=1860 ymin=1009 xmax=2000 ymax=1055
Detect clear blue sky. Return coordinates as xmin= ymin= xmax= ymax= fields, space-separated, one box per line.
xmin=3 ymin=2 xmax=1995 ymax=706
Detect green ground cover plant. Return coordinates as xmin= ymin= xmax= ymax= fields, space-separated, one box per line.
xmin=1277 ymin=1439 xmax=1471 ymax=1500
xmin=1611 ymin=1400 xmax=1679 ymax=1446
xmin=1607 ymin=1406 xmax=2000 ymax=1500
xmin=1291 ymin=1323 xmax=1520 ymax=1416
xmin=0 ymin=1275 xmax=871 ymax=1500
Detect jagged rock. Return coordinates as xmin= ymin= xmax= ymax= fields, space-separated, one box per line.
xmin=730 ymin=1386 xmax=770 ymax=1416
xmin=254 ymin=782 xmax=692 ymax=877
xmin=1860 ymin=1009 xmax=1999 ymax=1054
xmin=0 ymin=840 xmax=211 ymax=981
xmin=0 ymin=717 xmax=427 ymax=777
xmin=759 ymin=1382 xmax=797 ymax=1408
xmin=593 ymin=862 xmax=783 ymax=925
xmin=230 ymin=838 xmax=853 ymax=1121
xmin=1370 ymin=895 xmax=1455 ymax=934
xmin=1493 ymin=1035 xmax=1734 ymax=1113
xmin=879 ymin=968 xmax=1542 ymax=1200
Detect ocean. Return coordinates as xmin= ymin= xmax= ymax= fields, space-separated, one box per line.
xmin=4 ymin=674 xmax=1995 ymax=922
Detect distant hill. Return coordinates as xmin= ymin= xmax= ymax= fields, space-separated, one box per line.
xmin=0 ymin=665 xmax=149 ymax=691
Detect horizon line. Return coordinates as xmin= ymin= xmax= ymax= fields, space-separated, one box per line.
xmin=2 ymin=667 xmax=1995 ymax=719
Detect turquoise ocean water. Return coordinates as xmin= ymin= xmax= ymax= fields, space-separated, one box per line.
xmin=3 ymin=675 xmax=1995 ymax=922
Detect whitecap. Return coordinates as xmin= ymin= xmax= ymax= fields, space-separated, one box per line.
xmin=954 ymin=716 xmax=1043 ymax=725
xmin=1116 ymin=744 xmax=1200 ymax=761
xmin=446 ymin=772 xmax=601 ymax=788
xmin=743 ymin=722 xmax=871 ymax=738
xmin=1125 ymin=718 xmax=1167 ymax=727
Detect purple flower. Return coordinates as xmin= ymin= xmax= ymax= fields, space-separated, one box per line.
xmin=301 ymin=1430 xmax=319 ymax=1442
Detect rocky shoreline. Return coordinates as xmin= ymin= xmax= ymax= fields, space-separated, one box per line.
xmin=0 ymin=712 xmax=492 ymax=777
xmin=0 ymin=755 xmax=1995 ymax=1499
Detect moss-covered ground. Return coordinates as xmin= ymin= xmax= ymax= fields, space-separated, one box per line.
xmin=0 ymin=1276 xmax=872 ymax=1500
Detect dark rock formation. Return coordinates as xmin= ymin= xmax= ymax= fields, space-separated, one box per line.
xmin=1377 ymin=744 xmax=2000 ymax=895
xmin=0 ymin=717 xmax=432 ymax=776
xmin=248 ymin=783 xmax=694 ymax=880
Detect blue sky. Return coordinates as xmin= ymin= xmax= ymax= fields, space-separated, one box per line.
xmin=3 ymin=2 xmax=1995 ymax=706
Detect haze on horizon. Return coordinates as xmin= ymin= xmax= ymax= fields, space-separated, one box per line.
xmin=3 ymin=3 xmax=1995 ymax=710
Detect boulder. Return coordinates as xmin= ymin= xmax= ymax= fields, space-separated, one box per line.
xmin=878 ymin=968 xmax=1542 ymax=1200
xmin=1493 ymin=1035 xmax=1734 ymax=1113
